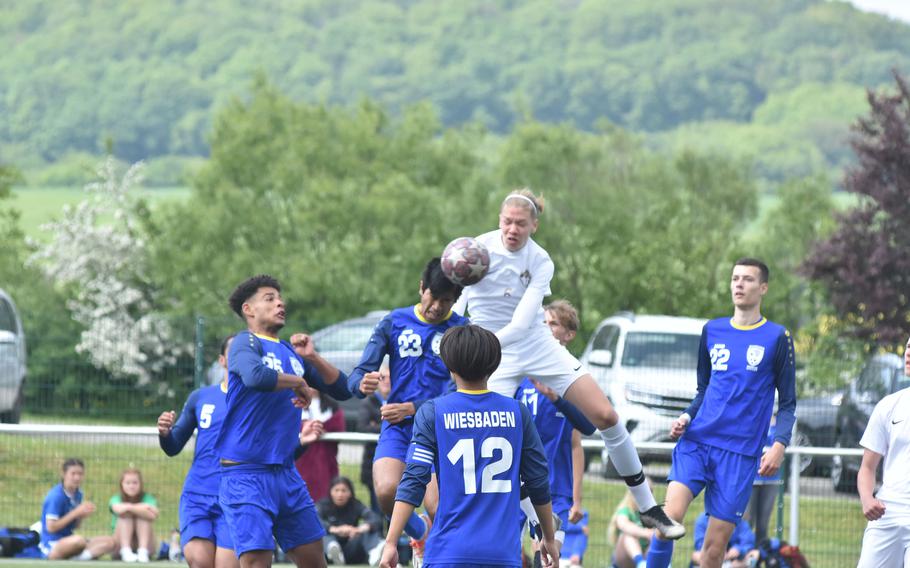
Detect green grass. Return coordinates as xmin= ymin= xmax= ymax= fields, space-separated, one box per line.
xmin=0 ymin=436 xmax=864 ymax=567
xmin=9 ymin=186 xmax=190 ymax=240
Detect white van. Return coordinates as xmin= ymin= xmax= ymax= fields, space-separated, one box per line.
xmin=0 ymin=288 xmax=26 ymax=423
xmin=579 ymin=312 xmax=705 ymax=468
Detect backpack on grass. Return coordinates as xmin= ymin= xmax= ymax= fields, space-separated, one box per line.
xmin=0 ymin=527 xmax=40 ymax=558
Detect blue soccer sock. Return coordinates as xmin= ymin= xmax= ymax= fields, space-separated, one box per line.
xmin=645 ymin=535 xmax=674 ymax=568
xmin=634 ymin=553 xmax=645 ymax=567
xmin=402 ymin=511 xmax=427 ymax=541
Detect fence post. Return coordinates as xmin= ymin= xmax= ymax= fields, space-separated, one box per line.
xmin=776 ymin=456 xmax=786 ymax=540
xmin=788 ymin=450 xmax=801 ymax=545
xmin=194 ymin=316 xmax=205 ymax=389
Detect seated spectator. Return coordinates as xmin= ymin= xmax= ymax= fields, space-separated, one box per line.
xmin=560 ymin=509 xmax=589 ymax=568
xmin=110 ymin=467 xmax=159 ymax=563
xmin=608 ymin=488 xmax=654 ymax=568
xmin=316 ymin=476 xmax=383 ymax=566
xmin=40 ymin=458 xmax=115 ymax=560
xmin=691 ymin=511 xmax=759 ymax=568
xmin=295 ymin=387 xmax=345 ymax=502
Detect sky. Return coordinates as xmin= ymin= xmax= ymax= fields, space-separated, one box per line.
xmin=846 ymin=0 xmax=910 ymax=23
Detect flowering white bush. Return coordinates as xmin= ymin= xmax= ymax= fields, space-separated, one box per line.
xmin=29 ymin=157 xmax=185 ymax=384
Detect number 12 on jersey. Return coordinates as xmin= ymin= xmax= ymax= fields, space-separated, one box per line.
xmin=446 ymin=436 xmax=513 ymax=495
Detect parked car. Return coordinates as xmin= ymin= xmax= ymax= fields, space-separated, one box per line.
xmin=0 ymin=288 xmax=27 ymax=423
xmin=792 ymin=391 xmax=842 ymax=476
xmin=578 ymin=312 xmax=706 ymax=473
xmin=311 ymin=310 xmax=389 ymax=430
xmin=831 ymin=353 xmax=910 ymax=492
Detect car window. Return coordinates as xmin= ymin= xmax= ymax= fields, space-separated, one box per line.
xmin=314 ymin=323 xmax=376 ymax=352
xmin=891 ymin=367 xmax=910 ymax=393
xmin=857 ymin=362 xmax=889 ymax=399
xmin=591 ymin=325 xmax=619 ymax=352
xmin=0 ymin=299 xmax=16 ymax=334
xmin=620 ymin=332 xmax=700 ymax=369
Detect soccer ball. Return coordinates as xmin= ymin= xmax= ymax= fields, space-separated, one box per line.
xmin=441 ymin=237 xmax=490 ymax=286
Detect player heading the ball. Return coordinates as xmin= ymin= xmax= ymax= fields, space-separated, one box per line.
xmin=451 ymin=188 xmax=685 ymax=540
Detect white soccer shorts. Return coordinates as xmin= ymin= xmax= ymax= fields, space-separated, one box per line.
xmin=488 ymin=328 xmax=587 ymax=398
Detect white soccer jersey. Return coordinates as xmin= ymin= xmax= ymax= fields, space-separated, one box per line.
xmin=455 ymin=229 xmax=552 ymax=343
xmin=859 ymin=387 xmax=910 ymax=508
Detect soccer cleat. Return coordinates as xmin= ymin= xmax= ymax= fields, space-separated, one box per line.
xmin=120 ymin=547 xmax=138 ymax=563
xmin=640 ymin=505 xmax=686 ymax=540
xmin=326 ymin=540 xmax=345 ymax=565
xmin=136 ymin=548 xmax=150 ymax=563
xmin=409 ymin=513 xmax=432 ymax=568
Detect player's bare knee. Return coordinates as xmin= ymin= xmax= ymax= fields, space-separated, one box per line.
xmin=590 ymin=406 xmax=618 ymax=430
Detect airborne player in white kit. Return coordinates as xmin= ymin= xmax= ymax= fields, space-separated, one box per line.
xmin=450 ymin=188 xmax=685 ymax=540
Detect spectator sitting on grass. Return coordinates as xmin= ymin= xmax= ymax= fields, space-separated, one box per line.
xmin=110 ymin=467 xmax=159 ymax=563
xmin=39 ymin=457 xmax=115 ymax=560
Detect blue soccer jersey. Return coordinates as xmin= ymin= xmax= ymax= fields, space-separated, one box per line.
xmin=516 ymin=378 xmax=573 ymax=500
xmin=348 ymin=306 xmax=470 ymax=409
xmin=41 ymin=483 xmax=82 ymax=546
xmin=683 ymin=318 xmax=797 ymax=458
xmin=160 ymin=383 xmax=227 ymax=496
xmin=214 ymin=331 xmax=351 ymax=465
xmin=396 ymin=391 xmax=551 ymax=566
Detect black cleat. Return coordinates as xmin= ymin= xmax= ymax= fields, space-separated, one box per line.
xmin=640 ymin=505 xmax=686 ymax=540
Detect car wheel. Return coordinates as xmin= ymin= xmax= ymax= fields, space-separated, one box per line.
xmin=0 ymin=384 xmax=22 ymax=424
xmin=792 ymin=427 xmax=814 ymax=476
xmin=831 ymin=440 xmax=856 ymax=493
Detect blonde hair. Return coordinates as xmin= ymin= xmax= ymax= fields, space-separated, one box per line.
xmin=501 ymin=188 xmax=545 ymax=219
xmin=544 ymin=299 xmax=579 ymax=333
xmin=607 ymin=490 xmax=639 ymax=546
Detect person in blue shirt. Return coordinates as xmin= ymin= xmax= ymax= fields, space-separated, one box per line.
xmin=647 ymin=258 xmax=797 ymax=568
xmin=214 ymin=274 xmax=352 ymax=568
xmin=516 ymin=300 xmax=596 ymax=568
xmin=561 ymin=509 xmax=589 ymax=568
xmin=690 ymin=512 xmax=758 ymax=567
xmin=348 ymin=257 xmax=468 ymax=563
xmin=157 ymin=334 xmax=239 ymax=568
xmin=379 ymin=324 xmax=559 ymax=568
xmin=39 ymin=458 xmax=115 ymax=560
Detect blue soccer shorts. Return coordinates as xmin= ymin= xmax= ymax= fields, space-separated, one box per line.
xmin=668 ymin=437 xmax=759 ymax=523
xmin=179 ymin=491 xmax=233 ymax=550
xmin=219 ymin=464 xmax=324 ymax=557
xmin=375 ymin=422 xmax=436 ymax=473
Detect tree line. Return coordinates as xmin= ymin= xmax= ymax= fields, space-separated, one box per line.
xmin=1 ymin=0 xmax=909 ymax=186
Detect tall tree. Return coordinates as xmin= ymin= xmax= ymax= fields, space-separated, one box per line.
xmin=803 ymin=71 xmax=910 ymax=345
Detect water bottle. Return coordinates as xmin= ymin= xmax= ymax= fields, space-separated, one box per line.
xmin=168 ymin=530 xmax=182 ymax=562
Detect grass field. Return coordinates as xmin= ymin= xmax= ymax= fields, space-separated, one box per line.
xmin=0 ymin=433 xmax=866 ymax=567
xmin=9 ymin=186 xmax=190 ymax=240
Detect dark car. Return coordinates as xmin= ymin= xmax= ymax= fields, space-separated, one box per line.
xmin=792 ymin=391 xmax=842 ymax=476
xmin=831 ymin=353 xmax=910 ymax=492
xmin=311 ymin=311 xmax=389 ymax=431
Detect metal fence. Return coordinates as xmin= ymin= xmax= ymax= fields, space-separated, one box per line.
xmin=0 ymin=425 xmax=868 ymax=567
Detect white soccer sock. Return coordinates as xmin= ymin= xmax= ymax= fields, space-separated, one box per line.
xmin=520 ymin=496 xmax=540 ymax=536
xmin=599 ymin=423 xmax=657 ymax=511
xmin=77 ymin=550 xmax=94 ymax=561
